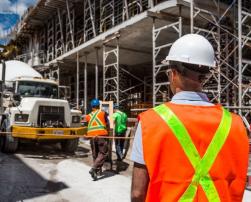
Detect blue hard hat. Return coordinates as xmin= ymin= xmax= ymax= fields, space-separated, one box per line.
xmin=91 ymin=99 xmax=100 ymax=107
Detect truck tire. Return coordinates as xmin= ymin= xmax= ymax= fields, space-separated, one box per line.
xmin=1 ymin=120 xmax=18 ymax=153
xmin=61 ymin=138 xmax=79 ymax=153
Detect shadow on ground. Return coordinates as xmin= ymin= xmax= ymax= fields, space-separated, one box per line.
xmin=17 ymin=142 xmax=90 ymax=160
xmin=0 ymin=152 xmax=68 ymax=202
xmin=92 ymin=160 xmax=130 ymax=181
xmin=115 ymin=161 xmax=130 ymax=172
xmin=97 ymin=170 xmax=117 ymax=180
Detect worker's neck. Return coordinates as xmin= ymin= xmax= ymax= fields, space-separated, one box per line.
xmin=174 ymin=87 xmax=202 ymax=94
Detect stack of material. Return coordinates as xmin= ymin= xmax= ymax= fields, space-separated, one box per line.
xmin=130 ymin=103 xmax=153 ymax=117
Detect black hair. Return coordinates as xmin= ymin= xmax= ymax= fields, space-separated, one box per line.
xmin=169 ymin=61 xmax=210 ymax=75
xmin=169 ymin=61 xmax=208 ymax=83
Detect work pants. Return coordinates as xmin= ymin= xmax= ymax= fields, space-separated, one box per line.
xmin=115 ymin=132 xmax=126 ymax=160
xmin=90 ymin=137 xmax=108 ymax=169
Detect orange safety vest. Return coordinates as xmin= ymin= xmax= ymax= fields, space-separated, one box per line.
xmin=86 ymin=110 xmax=108 ymax=137
xmin=140 ymin=102 xmax=249 ymax=202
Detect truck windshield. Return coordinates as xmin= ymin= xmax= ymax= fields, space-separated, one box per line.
xmin=17 ymin=81 xmax=58 ymax=99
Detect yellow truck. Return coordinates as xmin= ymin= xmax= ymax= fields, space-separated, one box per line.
xmin=0 ymin=60 xmax=85 ymax=153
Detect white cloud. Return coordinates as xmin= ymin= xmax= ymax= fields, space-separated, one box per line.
xmin=0 ymin=0 xmax=33 ymax=44
xmin=0 ymin=0 xmax=36 ymax=16
xmin=0 ymin=23 xmax=5 ymax=37
xmin=0 ymin=23 xmax=8 ymax=44
xmin=0 ymin=0 xmax=12 ymax=13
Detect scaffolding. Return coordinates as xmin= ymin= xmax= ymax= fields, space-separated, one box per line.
xmin=55 ymin=9 xmax=64 ymax=57
xmin=152 ymin=18 xmax=182 ymax=106
xmin=65 ymin=0 xmax=75 ymax=51
xmin=103 ymin=37 xmax=120 ymax=105
xmin=83 ymin=0 xmax=97 ymax=42
xmin=149 ymin=0 xmax=251 ymax=122
xmin=47 ymin=18 xmax=54 ymax=62
xmin=10 ymin=0 xmax=251 ymax=121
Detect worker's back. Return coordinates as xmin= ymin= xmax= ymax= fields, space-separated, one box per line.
xmin=113 ymin=110 xmax=127 ymax=134
xmin=86 ymin=110 xmax=108 ymax=137
xmin=140 ymin=102 xmax=249 ymax=202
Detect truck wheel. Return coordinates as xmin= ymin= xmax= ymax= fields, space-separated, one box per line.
xmin=61 ymin=138 xmax=79 ymax=153
xmin=1 ymin=120 xmax=18 ymax=153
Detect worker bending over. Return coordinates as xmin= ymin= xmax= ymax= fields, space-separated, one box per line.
xmin=131 ymin=34 xmax=249 ymax=202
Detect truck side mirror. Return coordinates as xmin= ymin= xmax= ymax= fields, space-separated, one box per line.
xmin=13 ymin=94 xmax=21 ymax=101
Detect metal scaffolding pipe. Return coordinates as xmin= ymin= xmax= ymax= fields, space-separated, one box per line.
xmin=116 ymin=37 xmax=120 ymax=105
xmin=66 ymin=0 xmax=74 ymax=48
xmin=95 ymin=47 xmax=99 ymax=99
xmin=148 ymin=0 xmax=154 ymax=8
xmin=238 ymin=0 xmax=242 ymax=114
xmin=152 ymin=18 xmax=156 ymax=106
xmin=217 ymin=0 xmax=221 ymax=103
xmin=57 ymin=8 xmax=65 ymax=53
xmin=179 ymin=16 xmax=182 ymax=37
xmin=76 ymin=51 xmax=79 ymax=109
xmin=190 ymin=0 xmax=194 ymax=33
xmin=87 ymin=0 xmax=97 ymax=37
xmin=103 ymin=45 xmax=105 ymax=100
xmin=121 ymin=67 xmax=151 ymax=87
xmin=84 ymin=54 xmax=88 ymax=114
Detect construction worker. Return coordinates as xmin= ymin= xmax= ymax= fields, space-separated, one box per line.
xmin=112 ymin=104 xmax=128 ymax=161
xmin=86 ymin=99 xmax=109 ymax=181
xmin=130 ymin=34 xmax=249 ymax=202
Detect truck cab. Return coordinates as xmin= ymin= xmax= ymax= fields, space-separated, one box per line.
xmin=0 ymin=60 xmax=85 ymax=153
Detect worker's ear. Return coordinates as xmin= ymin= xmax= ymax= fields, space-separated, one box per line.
xmin=169 ymin=69 xmax=175 ymax=82
xmin=172 ymin=69 xmax=178 ymax=76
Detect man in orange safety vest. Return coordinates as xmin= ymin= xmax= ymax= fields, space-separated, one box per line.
xmin=86 ymin=98 xmax=109 ymax=181
xmin=130 ymin=34 xmax=249 ymax=202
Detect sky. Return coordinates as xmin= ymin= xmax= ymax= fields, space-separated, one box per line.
xmin=0 ymin=0 xmax=37 ymax=45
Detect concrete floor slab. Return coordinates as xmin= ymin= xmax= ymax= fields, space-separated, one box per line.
xmin=0 ymin=142 xmax=250 ymax=202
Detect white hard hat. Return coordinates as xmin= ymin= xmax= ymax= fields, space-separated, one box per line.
xmin=164 ymin=34 xmax=216 ymax=67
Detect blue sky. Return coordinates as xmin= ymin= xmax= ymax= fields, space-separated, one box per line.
xmin=0 ymin=0 xmax=37 ymax=45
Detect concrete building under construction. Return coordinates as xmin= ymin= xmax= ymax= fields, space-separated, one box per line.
xmin=6 ymin=0 xmax=251 ymax=121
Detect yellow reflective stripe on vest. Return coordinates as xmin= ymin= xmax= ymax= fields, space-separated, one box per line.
xmin=89 ymin=110 xmax=102 ymax=126
xmin=153 ymin=104 xmax=232 ymax=202
xmin=88 ymin=125 xmax=106 ymax=132
xmin=89 ymin=110 xmax=99 ymax=126
xmin=88 ymin=110 xmax=105 ymax=132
